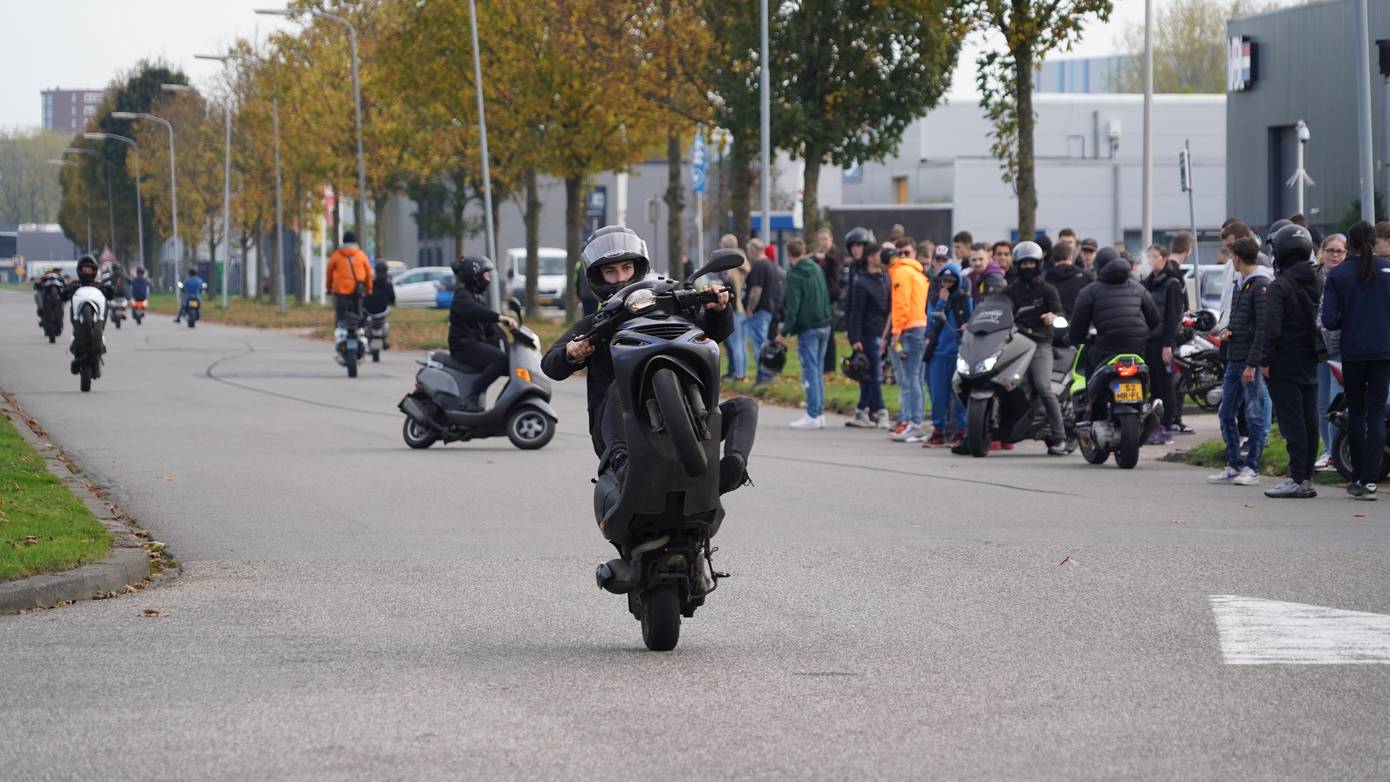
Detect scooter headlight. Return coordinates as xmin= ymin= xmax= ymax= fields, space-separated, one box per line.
xmin=956 ymin=356 xmax=970 ymax=374
xmin=976 ymin=355 xmax=998 ymax=373
xmin=624 ymin=288 xmax=657 ymax=314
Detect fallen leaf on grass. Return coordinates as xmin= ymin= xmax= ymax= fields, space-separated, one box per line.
xmin=140 ymin=609 xmax=164 ymax=618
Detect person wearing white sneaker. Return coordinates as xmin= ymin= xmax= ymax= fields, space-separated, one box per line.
xmin=1207 ymin=466 xmax=1240 ymax=484
xmin=892 ymin=423 xmax=928 ymax=443
xmin=778 ymin=238 xmax=833 ymax=433
xmin=1231 ymin=466 xmax=1260 ymax=485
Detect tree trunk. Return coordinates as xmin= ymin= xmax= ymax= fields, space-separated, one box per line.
xmin=564 ymin=174 xmax=583 ymax=323
xmin=730 ymin=130 xmax=752 ymax=246
xmin=802 ymin=146 xmax=822 ymax=235
xmin=239 ymin=229 xmax=252 ymax=299
xmin=373 ymin=193 xmax=389 ymax=260
xmin=1014 ymin=41 xmax=1037 ymax=241
xmin=665 ymin=132 xmax=685 ymax=278
xmin=450 ymin=170 xmax=467 ymax=259
xmin=523 ymin=166 xmax=541 ymax=319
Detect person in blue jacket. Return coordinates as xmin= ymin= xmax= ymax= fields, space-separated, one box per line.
xmin=1320 ymin=221 xmax=1390 ymax=500
xmin=175 ymin=267 xmax=204 ymax=323
xmin=923 ymin=263 xmax=972 ymax=446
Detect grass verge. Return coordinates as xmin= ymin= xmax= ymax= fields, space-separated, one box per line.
xmin=0 ymin=410 xmax=111 ymax=581
xmin=1169 ymin=426 xmax=1343 ymax=485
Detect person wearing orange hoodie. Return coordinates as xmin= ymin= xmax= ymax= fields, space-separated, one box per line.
xmin=326 ymin=231 xmax=373 ymax=324
xmin=884 ymin=244 xmax=929 ymax=442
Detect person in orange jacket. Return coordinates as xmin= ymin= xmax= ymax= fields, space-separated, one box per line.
xmin=884 ymin=244 xmax=929 ymax=442
xmin=326 ymin=231 xmax=373 ymax=323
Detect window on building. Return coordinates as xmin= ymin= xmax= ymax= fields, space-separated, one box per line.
xmin=892 ymin=176 xmax=909 ymax=205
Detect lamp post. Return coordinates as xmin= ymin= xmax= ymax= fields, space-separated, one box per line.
xmin=173 ymin=75 xmax=234 ymax=307
xmin=257 ymin=7 xmax=368 ymax=240
xmin=47 ymin=159 xmax=91 ymax=250
xmin=64 ymin=147 xmax=114 ymax=252
xmin=113 ymin=109 xmax=179 ymax=291
xmin=84 ymin=132 xmax=144 ymax=269
xmin=467 ymin=0 xmax=499 ymax=310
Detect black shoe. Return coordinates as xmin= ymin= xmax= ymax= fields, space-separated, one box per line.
xmin=1047 ymin=441 xmax=1069 ymax=456
xmin=950 ymin=440 xmax=971 ymax=455
xmin=719 ymin=452 xmax=750 ymax=494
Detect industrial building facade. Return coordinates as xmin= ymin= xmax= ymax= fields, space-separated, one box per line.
xmin=41 ymin=88 xmax=107 ymax=133
xmin=1225 ymin=0 xmax=1390 ymax=232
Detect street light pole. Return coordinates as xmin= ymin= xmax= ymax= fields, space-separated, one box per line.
xmin=1141 ymin=0 xmax=1153 ymax=249
xmin=85 ymin=132 xmax=144 ymax=269
xmin=113 ymin=110 xmax=178 ymax=291
xmin=759 ymin=0 xmax=771 ymax=245
xmin=257 ymin=8 xmax=368 ymax=241
xmin=468 ymin=0 xmax=499 ymax=311
xmin=181 ymin=68 xmax=236 ymax=307
xmin=273 ymin=97 xmax=286 ymax=314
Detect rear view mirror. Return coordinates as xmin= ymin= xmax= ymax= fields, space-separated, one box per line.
xmin=508 ymin=297 xmax=522 ymax=319
xmin=687 ymin=248 xmax=745 ymax=283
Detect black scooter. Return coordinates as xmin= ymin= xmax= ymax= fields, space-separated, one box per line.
xmin=952 ymin=299 xmax=1075 ymax=456
xmin=398 ymin=298 xmax=556 ymax=450
xmin=1327 ymin=389 xmax=1390 ymax=483
xmin=587 ymin=249 xmax=749 ymax=652
xmin=1075 ymin=349 xmax=1164 ymax=469
xmin=38 ymin=284 xmax=64 ymax=343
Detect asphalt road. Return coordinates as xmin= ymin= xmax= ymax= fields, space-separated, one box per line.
xmin=1 ymin=289 xmax=1387 ymax=781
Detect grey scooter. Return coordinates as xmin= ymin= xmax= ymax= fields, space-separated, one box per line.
xmin=397 ymin=299 xmax=557 ymax=450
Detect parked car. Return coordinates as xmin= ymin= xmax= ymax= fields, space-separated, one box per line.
xmin=392 ymin=266 xmax=453 ymax=307
xmin=503 ymin=247 xmax=569 ymax=308
xmin=383 ymin=259 xmax=407 ymax=278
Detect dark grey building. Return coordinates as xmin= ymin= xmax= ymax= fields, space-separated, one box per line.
xmin=1226 ymin=0 xmax=1390 ymax=232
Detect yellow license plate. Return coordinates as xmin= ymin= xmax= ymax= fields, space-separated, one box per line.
xmin=188 ymin=300 xmax=199 ymax=308
xmin=1113 ymin=382 xmax=1143 ymax=402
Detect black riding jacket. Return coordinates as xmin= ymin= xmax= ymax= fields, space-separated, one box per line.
xmin=447 ymin=287 xmax=502 ymax=355
xmin=1068 ymin=257 xmax=1160 ymax=356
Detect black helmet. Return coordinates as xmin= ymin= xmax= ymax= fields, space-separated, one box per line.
xmin=1271 ymin=224 xmax=1313 ymax=270
xmin=1263 ymin=219 xmax=1291 ymax=253
xmin=879 ymin=245 xmax=898 ymax=265
xmin=451 ymin=255 xmax=494 ymax=293
xmin=76 ymin=254 xmax=98 ymax=283
xmin=374 ymin=261 xmax=388 ymax=277
xmin=980 ymin=274 xmax=1008 ymax=297
xmin=841 ymin=349 xmax=871 ymax=382
xmin=582 ymin=225 xmax=650 ymax=301
xmin=844 ymin=227 xmax=876 ymax=249
xmin=1012 ymin=241 xmax=1044 ymax=266
xmin=758 ymin=340 xmax=787 ymax=374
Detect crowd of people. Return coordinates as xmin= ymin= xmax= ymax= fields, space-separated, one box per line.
xmin=717 ymin=216 xmax=1390 ymax=502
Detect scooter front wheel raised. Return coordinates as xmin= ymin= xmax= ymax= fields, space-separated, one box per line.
xmin=1116 ymin=415 xmax=1140 ymax=469
xmin=652 ymin=368 xmax=706 ymax=477
xmin=506 ymin=408 xmax=555 ymax=450
xmin=965 ymin=396 xmax=992 ymax=458
xmin=640 ymin=585 xmax=681 ymax=652
xmin=402 ymin=416 xmax=437 ymax=449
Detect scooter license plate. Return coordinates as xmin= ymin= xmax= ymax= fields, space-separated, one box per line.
xmin=1113 ymin=382 xmax=1143 ymax=402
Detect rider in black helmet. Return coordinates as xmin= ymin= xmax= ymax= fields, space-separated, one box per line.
xmin=448 ymin=255 xmax=516 ymax=411
xmin=541 ymin=226 xmax=758 ymax=496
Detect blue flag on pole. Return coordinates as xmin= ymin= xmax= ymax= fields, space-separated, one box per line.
xmin=691 ymin=133 xmax=706 ymax=194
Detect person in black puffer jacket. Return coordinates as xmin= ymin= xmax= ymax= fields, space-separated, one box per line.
xmin=1069 ymin=248 xmax=1160 ymax=370
xmin=1045 ymin=241 xmax=1092 ymax=319
xmin=1252 ymin=224 xmax=1322 ymax=499
xmin=1143 ymin=244 xmax=1189 ymax=439
xmin=845 ymin=243 xmax=892 ymax=428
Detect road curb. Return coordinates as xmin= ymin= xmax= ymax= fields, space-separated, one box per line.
xmin=0 ymin=390 xmax=165 ymax=614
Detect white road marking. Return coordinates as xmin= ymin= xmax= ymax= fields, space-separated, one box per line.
xmin=1210 ymin=595 xmax=1390 ymax=664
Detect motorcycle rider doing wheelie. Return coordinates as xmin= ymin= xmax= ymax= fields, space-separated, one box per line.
xmin=448 ymin=255 xmax=516 ymax=411
xmin=62 ymin=255 xmax=112 ymax=375
xmin=1003 ymin=241 xmax=1070 ymax=455
xmin=541 ymin=225 xmax=758 ymax=506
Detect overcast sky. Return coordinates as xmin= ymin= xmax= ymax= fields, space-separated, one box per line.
xmin=2 ymin=0 xmax=1151 ymax=132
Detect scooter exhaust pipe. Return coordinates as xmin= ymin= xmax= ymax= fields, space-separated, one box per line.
xmin=400 ymin=396 xmax=437 ymax=429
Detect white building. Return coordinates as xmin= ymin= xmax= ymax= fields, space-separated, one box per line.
xmin=836 ymin=93 xmax=1227 ymax=255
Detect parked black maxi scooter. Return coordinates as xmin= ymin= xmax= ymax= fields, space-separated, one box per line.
xmin=587 ymin=248 xmax=751 ymax=652
xmin=398 ymin=298 xmax=556 ymax=450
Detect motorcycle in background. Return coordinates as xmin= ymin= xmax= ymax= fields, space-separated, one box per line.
xmin=1172 ymin=310 xmax=1224 ymax=412
xmin=131 ymin=298 xmax=146 ymax=325
xmin=365 ymin=308 xmax=389 ymax=363
xmin=335 ymin=309 xmax=366 ymax=378
xmin=109 ymin=296 xmax=129 ymax=329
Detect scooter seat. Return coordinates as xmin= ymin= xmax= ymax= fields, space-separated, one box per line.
xmin=430 ymin=351 xmax=478 ymax=375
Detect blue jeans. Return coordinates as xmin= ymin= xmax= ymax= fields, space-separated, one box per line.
xmin=929 ymin=351 xmax=964 ymax=434
xmin=726 ymin=311 xmax=748 ymax=379
xmin=797 ymin=326 xmax=830 ymax=417
xmin=1218 ymin=362 xmax=1269 ymax=472
xmin=857 ymin=335 xmax=885 ymax=412
xmin=746 ymin=309 xmax=774 ymax=382
xmin=890 ymin=327 xmax=926 ymax=425
xmin=1316 ymin=359 xmax=1342 ymax=455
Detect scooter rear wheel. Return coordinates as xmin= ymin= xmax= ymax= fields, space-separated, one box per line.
xmin=653 ymin=368 xmax=706 ymax=477
xmin=640 ymin=585 xmax=681 ymax=652
xmin=402 ymin=417 xmax=437 ymax=449
xmin=1116 ymin=415 xmax=1140 ymax=469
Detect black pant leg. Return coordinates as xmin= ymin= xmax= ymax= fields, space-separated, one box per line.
xmin=597 ymin=381 xmax=626 ymax=462
xmin=1146 ymin=341 xmax=1176 ymax=426
xmin=1299 ymin=379 xmax=1319 ymax=483
xmin=1269 ymin=361 xmax=1317 ymax=483
xmin=719 ymin=396 xmax=759 ymax=461
xmin=452 ymin=342 xmax=508 ymax=399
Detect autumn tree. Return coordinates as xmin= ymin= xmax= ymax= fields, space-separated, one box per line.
xmin=0 ymin=129 xmax=69 ymax=225
xmin=1117 ymin=0 xmax=1274 ymax=93
xmin=773 ymin=0 xmax=961 ymax=233
xmin=699 ymin=0 xmax=764 ymax=245
xmin=958 ymin=0 xmax=1112 ymax=239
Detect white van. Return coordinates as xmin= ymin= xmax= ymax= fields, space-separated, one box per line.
xmin=503 ymin=247 xmax=568 ymax=308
